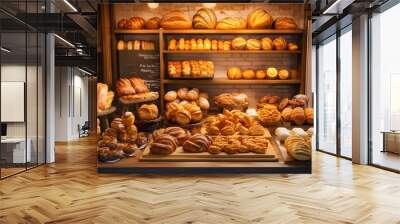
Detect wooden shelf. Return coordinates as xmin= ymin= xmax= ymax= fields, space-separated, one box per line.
xmin=163 ymin=50 xmax=301 ymax=54
xmin=163 ymin=79 xmax=301 ymax=85
xmin=114 ymin=29 xmax=303 ymax=35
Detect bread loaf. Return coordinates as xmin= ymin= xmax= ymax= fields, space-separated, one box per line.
xmin=247 ymin=9 xmax=273 ymax=29
xmin=122 ymin=112 xmax=135 ymax=127
xmin=183 ymin=134 xmax=211 ymax=153
xmin=126 ymin=17 xmax=145 ymax=29
xmin=288 ymin=42 xmax=299 ymax=51
xmin=256 ymin=70 xmax=266 ymax=79
xmin=177 ymin=88 xmax=188 ymax=100
xmin=117 ymin=19 xmax=129 ymax=29
xmin=116 ymin=78 xmax=135 ymax=96
xmin=260 ymin=37 xmax=273 ymax=50
xmin=164 ymin=91 xmax=177 ymax=101
xmin=97 ymin=83 xmax=108 ymax=111
xmin=275 ymin=127 xmax=290 ymax=141
xmin=150 ymin=134 xmax=177 ymax=155
xmin=305 ymin=107 xmax=314 ymax=124
xmin=216 ymin=17 xmax=247 ymax=30
xmin=291 ymin=107 xmax=305 ymax=125
xmin=242 ymin=69 xmax=255 ymax=79
xmin=183 ymin=104 xmax=203 ymax=122
xmin=274 ymin=17 xmax=298 ymax=30
xmin=278 ymin=69 xmax=290 ymax=80
xmin=192 ymin=8 xmax=217 ymax=29
xmin=117 ymin=40 xmax=125 ymax=50
xmin=145 ymin=17 xmax=161 ymax=29
xmin=161 ymin=11 xmax=192 ymax=29
xmin=164 ymin=127 xmax=190 ymax=146
xmin=273 ymin=37 xmax=287 ymax=50
xmin=285 ymin=135 xmax=311 ymax=161
xmin=246 ymin=39 xmax=261 ymax=50
xmin=257 ymin=108 xmax=281 ymax=124
xmin=198 ymin=97 xmax=210 ymax=110
xmin=227 ymin=67 xmax=242 ymax=80
xmin=266 ymin=67 xmax=278 ymax=79
xmin=129 ymin=77 xmax=148 ymax=93
xmin=232 ymin=37 xmax=247 ymax=50
xmin=138 ymin=104 xmax=158 ymax=121
xmin=176 ymin=109 xmax=191 ymax=125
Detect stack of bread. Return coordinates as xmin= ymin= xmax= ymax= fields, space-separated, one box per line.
xmin=115 ymin=76 xmax=158 ymax=103
xmin=117 ymin=16 xmax=161 ymax=29
xmin=117 ymin=40 xmax=155 ymax=51
xmin=257 ymin=94 xmax=314 ymax=125
xmin=164 ymin=88 xmax=210 ymax=125
xmin=98 ymin=112 xmax=144 ymax=162
xmin=227 ymin=67 xmax=293 ymax=80
xmin=214 ymin=93 xmax=248 ymax=110
xmin=97 ymin=83 xmax=114 ymax=112
xmin=168 ymin=60 xmax=214 ymax=78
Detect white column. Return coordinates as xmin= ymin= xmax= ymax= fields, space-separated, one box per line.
xmin=46 ymin=33 xmax=55 ymax=163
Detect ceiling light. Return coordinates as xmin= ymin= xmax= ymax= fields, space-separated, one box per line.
xmin=1 ymin=47 xmax=11 ymax=53
xmin=202 ymin=3 xmax=216 ymax=8
xmin=77 ymin=67 xmax=93 ymax=76
xmin=54 ymin=34 xmax=75 ymax=48
xmin=147 ymin=3 xmax=159 ymax=9
xmin=63 ymin=0 xmax=78 ymax=12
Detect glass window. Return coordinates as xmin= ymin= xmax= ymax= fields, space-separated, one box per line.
xmin=339 ymin=28 xmax=352 ymax=158
xmin=371 ymin=4 xmax=400 ymax=171
xmin=317 ymin=36 xmax=337 ymax=154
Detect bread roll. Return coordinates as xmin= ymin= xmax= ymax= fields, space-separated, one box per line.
xmin=242 ymin=69 xmax=255 ymax=79
xmin=285 ymin=135 xmax=311 ymax=161
xmin=227 ymin=67 xmax=242 ymax=80
xmin=192 ymin=8 xmax=217 ymax=29
xmin=183 ymin=134 xmax=211 ymax=153
xmin=168 ymin=39 xmax=177 ymax=51
xmin=186 ymin=89 xmax=199 ymax=101
xmin=183 ymin=104 xmax=203 ymax=122
xmin=117 ymin=40 xmax=125 ymax=50
xmin=273 ymin=37 xmax=287 ymax=50
xmin=204 ymin=38 xmax=211 ymax=50
xmin=150 ymin=134 xmax=177 ymax=155
xmin=247 ymin=9 xmax=273 ymax=29
xmin=197 ymin=38 xmax=204 ymax=50
xmin=260 ymin=37 xmax=273 ymax=50
xmin=288 ymin=42 xmax=299 ymax=51
xmin=198 ymin=97 xmax=210 ymax=110
xmin=292 ymin=128 xmax=308 ymax=138
xmin=161 ymin=11 xmax=192 ymax=29
xmin=266 ymin=67 xmax=278 ymax=79
xmin=177 ymin=88 xmax=188 ymax=100
xmin=164 ymin=91 xmax=177 ymax=101
xmin=145 ymin=17 xmax=161 ymax=29
xmin=275 ymin=127 xmax=290 ymax=141
xmin=211 ymin=40 xmax=218 ymax=50
xmin=291 ymin=107 xmax=305 ymax=125
xmin=248 ymin=122 xmax=265 ymax=136
xmin=122 ymin=112 xmax=135 ymax=127
xmin=129 ymin=77 xmax=148 ymax=93
xmin=281 ymin=107 xmax=293 ymax=122
xmin=199 ymin=92 xmax=209 ymax=99
xmin=274 ymin=17 xmax=298 ymax=30
xmin=223 ymin=41 xmax=231 ymax=51
xmin=305 ymin=107 xmax=314 ymax=124
xmin=256 ymin=70 xmax=266 ymax=79
xmin=127 ymin=17 xmax=145 ymax=29
xmin=138 ymin=104 xmax=158 ymax=121
xmin=185 ymin=40 xmax=191 ymax=50
xmin=246 ymin=39 xmax=261 ymax=50
xmin=117 ymin=19 xmax=129 ymax=29
xmin=133 ymin=40 xmax=141 ymax=50
xmin=278 ymin=69 xmax=290 ymax=80
xmin=126 ymin=41 xmax=133 ymax=50
xmin=116 ymin=78 xmax=135 ymax=96
xmin=176 ymin=109 xmax=191 ymax=124
xmin=216 ymin=17 xmax=247 ymax=30
xmin=232 ymin=37 xmax=247 ymax=50
xmin=177 ymin=38 xmax=185 ymax=51
xmin=257 ymin=108 xmax=281 ymax=124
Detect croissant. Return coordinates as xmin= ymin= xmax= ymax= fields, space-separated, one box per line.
xmin=291 ymin=107 xmax=305 ymax=125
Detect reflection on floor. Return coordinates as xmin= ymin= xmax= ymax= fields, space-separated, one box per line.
xmin=373 ymin=150 xmax=400 ymax=171
xmin=0 ymin=163 xmax=42 ymax=179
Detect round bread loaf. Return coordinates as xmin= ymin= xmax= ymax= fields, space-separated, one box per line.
xmin=288 ymin=42 xmax=299 ymax=51
xmin=274 ymin=17 xmax=298 ymax=30
xmin=150 ymin=134 xmax=177 ymax=155
xmin=145 ymin=17 xmax=161 ymax=29
xmin=247 ymin=9 xmax=273 ymax=29
xmin=176 ymin=109 xmax=191 ymax=125
xmin=126 ymin=17 xmax=145 ymax=29
xmin=161 ymin=11 xmax=192 ymax=29
xmin=183 ymin=134 xmax=211 ymax=153
xmin=138 ymin=104 xmax=158 ymax=121
xmin=164 ymin=91 xmax=177 ymax=101
xmin=183 ymin=104 xmax=203 ymax=122
xmin=256 ymin=70 xmax=266 ymax=79
xmin=216 ymin=17 xmax=247 ymax=30
xmin=281 ymin=107 xmax=293 ymax=121
xmin=193 ymin=8 xmax=217 ymax=29
xmin=232 ymin=37 xmax=247 ymax=50
xmin=198 ymin=97 xmax=210 ymax=110
xmin=186 ymin=89 xmax=199 ymax=101
xmin=273 ymin=37 xmax=287 ymax=50
xmin=177 ymin=88 xmax=189 ymax=100
xmin=122 ymin=112 xmax=135 ymax=127
xmin=291 ymin=107 xmax=305 ymax=125
xmin=246 ymin=39 xmax=261 ymax=50
xmin=304 ymin=107 xmax=314 ymax=124
xmin=260 ymin=37 xmax=273 ymax=50
xmin=117 ymin=19 xmax=129 ymax=29
xmin=266 ymin=67 xmax=278 ymax=79
xmin=242 ymin=69 xmax=255 ymax=79
xmin=117 ymin=40 xmax=125 ymax=50
xmin=278 ymin=69 xmax=290 ymax=80
xmin=227 ymin=67 xmax=242 ymax=80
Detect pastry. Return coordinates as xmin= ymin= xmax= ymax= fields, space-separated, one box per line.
xmin=111 ymin=118 xmax=125 ymax=132
xmin=178 ymin=38 xmax=185 ymax=51
xmin=138 ymin=104 xmax=158 ymax=121
xmin=208 ymin=145 xmax=222 ymax=154
xmin=237 ymin=123 xmax=249 ymax=135
xmin=117 ymin=18 xmax=129 ymax=29
xmin=150 ymin=134 xmax=177 ymax=155
xmin=278 ymin=69 xmax=290 ymax=80
xmin=256 ymin=70 xmax=266 ymax=79
xmin=182 ymin=60 xmax=191 ymax=76
xmin=294 ymin=94 xmax=309 ymax=104
xmin=116 ymin=78 xmax=135 ymax=96
xmin=259 ymin=95 xmax=280 ymax=104
xmin=278 ymin=97 xmax=289 ymax=111
xmin=126 ymin=17 xmax=145 ymax=29
xmin=291 ymin=107 xmax=306 ymax=125
xmin=273 ymin=37 xmax=287 ymax=50
xmin=292 ymin=128 xmax=308 ymax=138
xmin=288 ymin=42 xmax=299 ymax=51
xmin=185 ymin=40 xmax=191 ymax=50
xmin=307 ymin=127 xmax=314 ymax=136
xmin=133 ymin=40 xmax=141 ymax=50
xmin=260 ymin=37 xmax=273 ymax=50
xmin=164 ymin=127 xmax=190 ymax=146
xmin=204 ymin=38 xmax=211 ymax=50
xmin=221 ymin=124 xmax=236 ymax=135
xmin=232 ymin=37 xmax=247 ymax=50
xmin=161 ymin=11 xmax=192 ymax=29
xmin=248 ymin=122 xmax=265 ymax=136
xmin=183 ymin=104 xmax=203 ymax=122
xmin=274 ymin=17 xmax=298 ymax=30
xmin=198 ymin=97 xmax=210 ymax=110
xmin=289 ymin=99 xmax=306 ymax=108
xmin=206 ymin=124 xmax=220 ymax=135
xmin=177 ymin=88 xmax=188 ymax=100
xmin=246 ymin=39 xmax=261 ymax=50
xmin=122 ymin=112 xmax=135 ymax=127
xmin=168 ymin=61 xmax=181 ymax=77
xmin=197 ymin=38 xmax=204 ymax=50
xmin=227 ymin=67 xmax=242 ymax=80
xmin=281 ymin=107 xmax=293 ymax=122
xmin=191 ymin=38 xmax=197 ymax=50
xmin=103 ymin=128 xmax=118 ymax=138
xmin=165 ymin=91 xmax=177 ymax=101
xmin=211 ymin=40 xmax=218 ymax=50
xmin=126 ymin=125 xmax=138 ymax=142
xmin=126 ymin=41 xmax=133 ymax=50
xmin=305 ymin=108 xmax=314 ymax=124
xmin=145 ymin=17 xmax=161 ymax=29
xmin=285 ymin=135 xmax=311 ymax=161
xmin=275 ymin=127 xmax=290 ymax=141
xmin=257 ymin=108 xmax=281 ymax=124
xmin=216 ymin=17 xmax=247 ymax=30
xmin=223 ymin=41 xmax=231 ymax=51
xmin=192 ymin=8 xmax=217 ymax=29
xmin=247 ymin=9 xmax=273 ymax=29
xmin=97 ymin=83 xmax=108 ymax=111
xmin=183 ymin=134 xmax=211 ymax=153
xmin=141 ymin=41 xmax=155 ymax=50
xmin=217 ymin=40 xmax=224 ymax=51
xmin=129 ymin=77 xmax=148 ymax=93
xmin=117 ymin=40 xmax=125 ymax=50
xmin=176 ymin=109 xmax=191 ymax=125
xmin=186 ymin=89 xmax=199 ymax=101
xmin=266 ymin=67 xmax=278 ymax=79
xmin=242 ymin=69 xmax=255 ymax=79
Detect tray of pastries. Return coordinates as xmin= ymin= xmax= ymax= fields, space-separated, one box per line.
xmin=168 ymin=60 xmax=214 ymax=79
xmin=116 ymin=76 xmax=159 ymax=104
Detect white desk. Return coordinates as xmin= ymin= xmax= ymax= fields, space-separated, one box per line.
xmin=1 ymin=138 xmax=31 ymax=163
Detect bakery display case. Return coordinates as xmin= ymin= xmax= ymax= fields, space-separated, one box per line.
xmin=97 ymin=3 xmax=313 ymax=174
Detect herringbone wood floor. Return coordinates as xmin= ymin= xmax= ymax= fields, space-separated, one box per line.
xmin=0 ymin=136 xmax=399 ymax=224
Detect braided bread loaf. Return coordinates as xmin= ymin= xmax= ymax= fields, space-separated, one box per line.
xmin=284 ymin=134 xmax=311 ymax=161
xmin=183 ymin=134 xmax=212 ymax=153
xmin=150 ymin=134 xmax=177 ymax=155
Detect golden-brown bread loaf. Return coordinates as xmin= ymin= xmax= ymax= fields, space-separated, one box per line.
xmin=223 ymin=41 xmax=231 ymax=51
xmin=257 ymin=108 xmax=281 ymax=124
xmin=164 ymin=91 xmax=177 ymax=101
xmin=274 ymin=17 xmax=298 ymax=30
xmin=291 ymin=107 xmax=305 ymax=125
xmin=117 ymin=19 xmax=129 ymax=29
xmin=211 ymin=40 xmax=218 ymax=50
xmin=247 ymin=9 xmax=273 ymax=29
xmin=204 ymin=38 xmax=211 ymax=50
xmin=273 ymin=37 xmax=287 ymax=50
xmin=183 ymin=134 xmax=211 ymax=153
xmin=266 ymin=67 xmax=278 ymax=79
xmin=216 ymin=17 xmax=247 ymax=30
xmin=117 ymin=40 xmax=125 ymax=50
xmin=288 ymin=42 xmax=299 ymax=51
xmin=126 ymin=125 xmax=138 ymax=143
xmin=97 ymin=83 xmax=108 ymax=111
xmin=242 ymin=69 xmax=255 ymax=79
xmin=111 ymin=118 xmax=125 ymax=132
xmin=217 ymin=40 xmax=224 ymax=51
xmin=176 ymin=38 xmax=184 ymax=50
xmin=278 ymin=97 xmax=289 ymax=111
xmin=246 ymin=39 xmax=261 ymax=50
xmin=133 ymin=40 xmax=141 ymax=50
xmin=278 ymin=69 xmax=290 ymax=80
xmin=150 ymin=134 xmax=177 ymax=155
xmin=116 ymin=78 xmax=135 ymax=96
xmin=198 ymin=97 xmax=210 ymax=110
xmin=183 ymin=104 xmax=203 ymax=122
xmin=192 ymin=8 xmax=217 ymax=29
xmin=205 ymin=124 xmax=220 ymax=135
xmin=289 ymin=99 xmax=306 ymax=108
xmin=260 ymin=37 xmax=273 ymax=50
xmin=232 ymin=37 xmax=247 ymax=50
xmin=161 ymin=11 xmax=192 ymax=29
xmin=122 ymin=112 xmax=135 ymax=127
xmin=208 ymin=145 xmax=222 ymax=154
xmin=129 ymin=77 xmax=148 ymax=93
xmin=186 ymin=89 xmax=199 ymax=101
xmin=305 ymin=107 xmax=314 ymax=124
xmin=281 ymin=107 xmax=293 ymax=121
xmin=176 ymin=108 xmax=191 ymax=125
xmin=259 ymin=95 xmax=280 ymax=104
xmin=168 ymin=61 xmax=181 ymax=77
xmin=248 ymin=122 xmax=265 ymax=136
xmin=256 ymin=70 xmax=266 ymax=79
xmin=138 ymin=104 xmax=158 ymax=120
xmin=197 ymin=38 xmax=204 ymax=50
xmin=163 ymin=127 xmax=189 ymax=146
xmin=285 ymin=134 xmax=311 ymax=160
xmin=227 ymin=67 xmax=242 ymax=80
xmin=145 ymin=17 xmax=161 ymax=29
xmin=237 ymin=123 xmax=249 ymax=135
xmin=177 ymin=88 xmax=189 ymax=100
xmin=126 ymin=17 xmax=145 ymax=29
xmin=126 ymin=41 xmax=133 ymax=50
xmin=221 ymin=124 xmax=236 ymax=135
